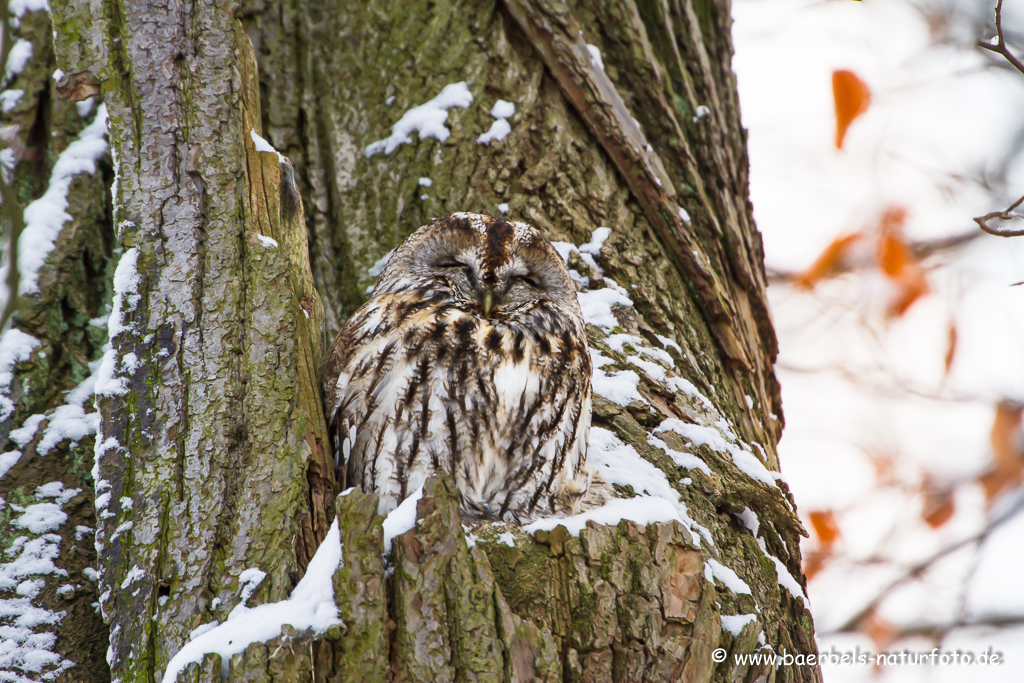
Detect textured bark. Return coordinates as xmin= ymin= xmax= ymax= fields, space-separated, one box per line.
xmin=0 ymin=2 xmax=111 ymax=679
xmin=19 ymin=0 xmax=822 ymax=680
xmin=65 ymin=5 xmax=333 ymax=682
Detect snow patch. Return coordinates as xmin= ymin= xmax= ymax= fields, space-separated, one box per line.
xmin=16 ymin=105 xmax=109 ymax=295
xmin=590 ymin=350 xmax=644 ymax=406
xmin=1 ymin=89 xmax=24 ymax=113
xmin=382 ymin=485 xmax=424 ymax=555
xmin=524 ymin=496 xmax=680 ymax=536
xmin=706 ymin=559 xmax=752 ymax=594
xmin=477 ymin=99 xmax=515 ymax=145
xmin=160 ymin=519 xmax=344 ymax=683
xmin=5 ymin=40 xmax=33 ymax=79
xmin=366 ymin=82 xmax=473 ymax=157
xmin=0 ymin=329 xmax=41 ymax=422
xmin=250 ymin=129 xmax=285 ymax=163
xmin=721 ymin=613 xmax=758 ymax=637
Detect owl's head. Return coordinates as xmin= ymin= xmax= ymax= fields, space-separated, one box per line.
xmin=373 ymin=213 xmax=583 ymax=324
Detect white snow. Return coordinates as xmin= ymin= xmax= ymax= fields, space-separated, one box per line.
xmin=476 ymin=119 xmax=511 ymax=146
xmin=9 ymin=0 xmax=49 ymax=18
xmin=93 ymin=347 xmax=128 ymax=398
xmin=13 ymin=503 xmax=69 ymax=534
xmin=0 ymin=451 xmax=22 ymax=480
xmin=382 ymin=484 xmax=424 ymax=555
xmin=0 ymin=329 xmax=41 ymax=422
xmin=95 ymin=246 xmax=141 ymax=398
xmin=160 ymin=518 xmax=344 ymax=683
xmin=4 ymin=40 xmax=33 ymax=79
xmin=655 ymin=418 xmax=778 ymax=487
xmin=0 ymin=479 xmax=75 ymax=679
xmin=365 ymin=82 xmax=473 ymax=157
xmin=677 ymin=206 xmax=690 ymax=222
xmin=720 ymin=613 xmax=758 ymax=636
xmin=497 ymin=203 xmax=509 ymax=214
xmin=647 ymin=433 xmax=712 ymax=476
xmin=16 ymin=105 xmax=109 ymax=295
xmin=75 ymin=97 xmax=95 ymax=119
xmin=578 ymin=227 xmax=612 ymax=256
xmin=490 ymin=100 xmax=515 ymax=119
xmin=418 ymin=177 xmax=432 ymax=187
xmin=1 ymin=89 xmax=24 ymax=113
xmin=767 ymin=553 xmax=807 ymax=606
xmin=36 ymin=360 xmax=103 ymax=454
xmin=706 ymin=559 xmax=752 ymax=594
xmin=10 ymin=414 xmax=46 ymax=446
xmin=256 ymin=234 xmax=279 ymax=248
xmin=586 ymin=44 xmax=604 ymax=71
xmin=590 ymin=350 xmax=644 ymax=406
xmin=477 ymin=99 xmax=515 ymax=145
xmin=496 ymin=532 xmax=515 ymax=547
xmin=120 ymin=565 xmax=145 ymax=589
xmin=577 ymin=287 xmax=633 ymax=330
xmin=250 ymin=129 xmax=285 ymax=163
xmin=524 ymin=496 xmax=681 ymax=536
xmin=587 ymin=426 xmax=712 ymax=546
xmin=736 ymin=507 xmax=760 ymax=536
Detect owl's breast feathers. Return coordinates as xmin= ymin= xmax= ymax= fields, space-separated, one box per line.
xmin=324 ymin=290 xmax=596 ymax=521
xmin=323 ymin=213 xmax=605 ymax=522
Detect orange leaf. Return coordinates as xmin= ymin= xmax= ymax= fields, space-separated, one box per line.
xmin=794 ymin=233 xmax=863 ymax=289
xmin=944 ymin=320 xmax=958 ymax=375
xmin=874 ymin=211 xmax=929 ymax=318
xmin=862 ymin=612 xmax=897 ymax=652
xmin=886 ymin=266 xmax=929 ymax=319
xmin=808 ymin=510 xmax=841 ymax=548
xmin=878 ymin=234 xmax=913 ymax=278
xmin=833 ymin=70 xmax=872 ymax=149
xmin=921 ymin=486 xmax=955 ymax=528
xmin=991 ymin=400 xmax=1024 ymax=467
xmin=803 ymin=549 xmax=830 ymax=581
xmin=979 ymin=401 xmax=1024 ymax=505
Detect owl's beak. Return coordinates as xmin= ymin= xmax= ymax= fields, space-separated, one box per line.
xmin=481 ymin=290 xmax=494 ymax=316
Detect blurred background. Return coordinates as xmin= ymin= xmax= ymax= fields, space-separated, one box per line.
xmin=731 ymin=0 xmax=1024 ymax=679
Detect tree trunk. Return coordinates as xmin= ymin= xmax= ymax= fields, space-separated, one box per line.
xmin=1 ymin=0 xmax=821 ymax=681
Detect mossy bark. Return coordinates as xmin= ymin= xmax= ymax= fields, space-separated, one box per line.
xmin=22 ymin=0 xmax=822 ymax=680
xmin=0 ymin=2 xmax=111 ymax=680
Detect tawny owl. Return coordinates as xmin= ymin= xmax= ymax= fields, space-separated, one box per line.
xmin=323 ymin=212 xmax=606 ymax=522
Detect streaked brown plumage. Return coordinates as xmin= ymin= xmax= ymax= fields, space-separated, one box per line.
xmin=322 ymin=213 xmax=606 ymax=521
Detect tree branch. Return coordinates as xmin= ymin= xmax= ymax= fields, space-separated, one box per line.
xmin=831 ymin=491 xmax=1024 ymax=634
xmin=974 ymin=194 xmax=1024 ymax=237
xmin=978 ymin=0 xmax=1024 ymax=77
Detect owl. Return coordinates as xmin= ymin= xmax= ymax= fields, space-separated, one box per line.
xmin=322 ymin=212 xmax=607 ymax=522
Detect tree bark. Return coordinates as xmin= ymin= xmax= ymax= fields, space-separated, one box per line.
xmin=1 ymin=0 xmax=822 ymax=681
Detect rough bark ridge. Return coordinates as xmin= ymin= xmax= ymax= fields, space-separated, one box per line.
xmin=51 ymin=4 xmax=333 ymax=681
xmin=19 ymin=0 xmax=822 ymax=680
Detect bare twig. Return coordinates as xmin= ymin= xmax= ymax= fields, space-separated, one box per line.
xmin=830 ymin=490 xmax=1024 ymax=634
xmin=974 ymin=194 xmax=1024 ymax=237
xmin=978 ymin=0 xmax=1024 ymax=77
